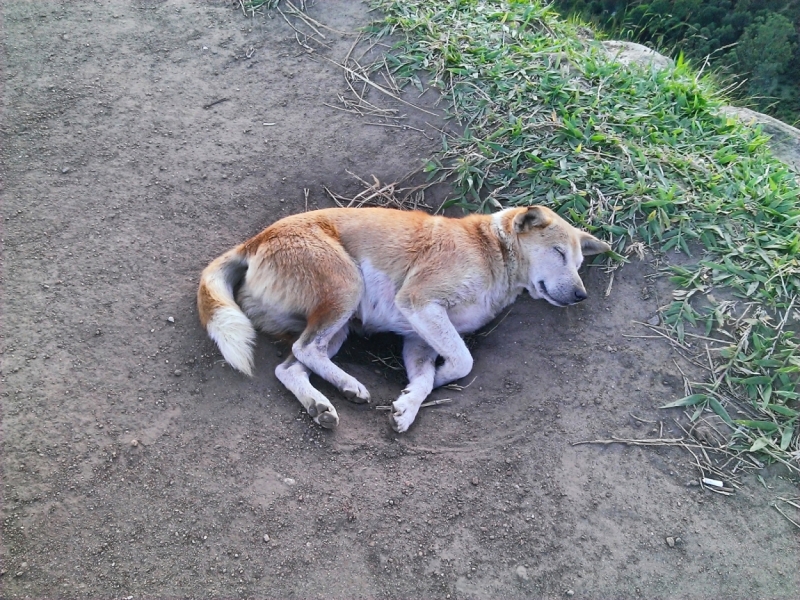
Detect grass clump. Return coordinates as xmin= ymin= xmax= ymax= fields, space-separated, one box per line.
xmin=369 ymin=0 xmax=799 ymax=470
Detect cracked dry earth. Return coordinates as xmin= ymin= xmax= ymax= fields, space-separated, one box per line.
xmin=2 ymin=1 xmax=799 ymax=599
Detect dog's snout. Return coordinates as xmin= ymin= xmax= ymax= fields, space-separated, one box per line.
xmin=574 ymin=289 xmax=587 ymax=303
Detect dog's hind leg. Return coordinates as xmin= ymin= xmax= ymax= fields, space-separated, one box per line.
xmin=274 ymin=324 xmax=351 ymax=429
xmin=390 ymin=335 xmax=437 ymax=433
xmin=293 ymin=312 xmax=370 ymax=404
xmin=275 ymin=356 xmax=340 ymax=428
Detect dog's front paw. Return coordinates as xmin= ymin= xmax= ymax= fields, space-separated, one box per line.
xmin=389 ymin=396 xmax=419 ymax=433
xmin=307 ymin=402 xmax=339 ymax=429
xmin=342 ymin=381 xmax=370 ymax=404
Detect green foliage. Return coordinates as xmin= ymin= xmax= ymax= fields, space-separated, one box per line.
xmin=551 ymin=0 xmax=800 ymax=123
xmin=736 ymin=13 xmax=797 ymax=98
xmin=370 ymin=0 xmax=800 ymax=468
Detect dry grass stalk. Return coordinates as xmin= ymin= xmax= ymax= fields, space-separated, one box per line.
xmin=375 ymin=398 xmax=453 ymax=411
xmin=323 ymin=170 xmax=433 ymax=211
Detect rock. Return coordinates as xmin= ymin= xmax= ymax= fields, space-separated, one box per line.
xmin=263 ymin=534 xmax=270 ymax=543
xmin=471 ymin=477 xmax=479 ymax=486
xmin=516 ymin=565 xmax=529 ymax=581
xmin=602 ymin=41 xmax=672 ymax=72
xmin=666 ymin=536 xmax=675 ymax=548
xmin=173 ymin=369 xmax=182 ymax=377
xmin=719 ymin=106 xmax=800 ymax=172
xmin=167 ymin=316 xmax=175 ymax=323
xmin=61 ymin=166 xmax=71 ymax=174
xmin=647 ymin=314 xmax=660 ymax=326
xmin=130 ymin=439 xmax=139 ymax=447
xmin=283 ymin=477 xmax=296 ymax=486
xmin=566 ymin=591 xmax=575 ymax=597
xmin=686 ymin=480 xmax=700 ymax=487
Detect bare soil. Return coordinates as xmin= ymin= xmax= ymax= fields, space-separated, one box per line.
xmin=2 ymin=1 xmax=798 ymax=599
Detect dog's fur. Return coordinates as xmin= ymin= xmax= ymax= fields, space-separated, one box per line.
xmin=198 ymin=205 xmax=610 ymax=432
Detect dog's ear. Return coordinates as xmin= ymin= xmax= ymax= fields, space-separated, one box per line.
xmin=513 ymin=206 xmax=552 ymax=233
xmin=580 ymin=232 xmax=611 ymax=256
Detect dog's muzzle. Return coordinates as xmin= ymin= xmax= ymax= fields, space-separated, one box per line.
xmin=537 ymin=281 xmax=587 ymax=306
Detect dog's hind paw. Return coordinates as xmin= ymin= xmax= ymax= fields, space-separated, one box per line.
xmin=342 ymin=381 xmax=370 ymax=404
xmin=307 ymin=403 xmax=339 ymax=429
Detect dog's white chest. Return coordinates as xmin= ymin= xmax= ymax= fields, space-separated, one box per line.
xmin=447 ymin=299 xmax=497 ymax=333
xmin=355 ymin=261 xmax=503 ymax=336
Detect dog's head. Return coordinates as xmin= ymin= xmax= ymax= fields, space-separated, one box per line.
xmin=510 ymin=206 xmax=610 ymax=306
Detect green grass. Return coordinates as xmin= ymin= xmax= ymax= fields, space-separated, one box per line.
xmin=368 ymin=0 xmax=799 ymax=470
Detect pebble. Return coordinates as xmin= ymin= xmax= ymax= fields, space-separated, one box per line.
xmin=666 ymin=536 xmax=675 ymax=548
xmin=471 ymin=477 xmax=479 ymax=486
xmin=647 ymin=314 xmax=660 ymax=326
xmin=130 ymin=439 xmax=139 ymax=447
xmin=566 ymin=591 xmax=575 ymax=597
xmin=61 ymin=166 xmax=71 ymax=174
xmin=174 ymin=369 xmax=182 ymax=377
xmin=515 ymin=565 xmax=528 ymax=581
xmin=167 ymin=316 xmax=175 ymax=323
xmin=283 ymin=477 xmax=296 ymax=486
xmin=263 ymin=534 xmax=270 ymax=543
xmin=686 ymin=480 xmax=700 ymax=487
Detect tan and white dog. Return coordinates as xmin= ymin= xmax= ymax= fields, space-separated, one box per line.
xmin=198 ymin=205 xmax=610 ymax=432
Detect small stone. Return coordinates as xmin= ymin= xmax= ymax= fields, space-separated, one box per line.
xmin=130 ymin=439 xmax=139 ymax=447
xmin=566 ymin=591 xmax=575 ymax=597
xmin=167 ymin=316 xmax=175 ymax=323
xmin=61 ymin=166 xmax=71 ymax=174
xmin=173 ymin=369 xmax=182 ymax=377
xmin=666 ymin=536 xmax=675 ymax=548
xmin=516 ymin=565 xmax=529 ymax=581
xmin=283 ymin=477 xmax=296 ymax=486
xmin=686 ymin=480 xmax=700 ymax=487
xmin=647 ymin=314 xmax=659 ymax=326
xmin=263 ymin=534 xmax=270 ymax=543
xmin=471 ymin=477 xmax=479 ymax=486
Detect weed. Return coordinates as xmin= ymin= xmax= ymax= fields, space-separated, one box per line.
xmin=369 ymin=0 xmax=799 ymax=470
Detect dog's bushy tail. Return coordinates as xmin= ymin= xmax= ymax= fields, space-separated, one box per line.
xmin=197 ymin=246 xmax=255 ymax=376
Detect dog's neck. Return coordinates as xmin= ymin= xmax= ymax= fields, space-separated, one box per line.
xmin=491 ymin=209 xmax=528 ymax=291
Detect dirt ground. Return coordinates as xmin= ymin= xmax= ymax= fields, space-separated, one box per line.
xmin=2 ymin=1 xmax=799 ymax=598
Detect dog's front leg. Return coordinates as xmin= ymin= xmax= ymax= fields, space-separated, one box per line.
xmin=390 ymin=335 xmax=437 ymax=433
xmin=397 ymin=302 xmax=473 ymax=389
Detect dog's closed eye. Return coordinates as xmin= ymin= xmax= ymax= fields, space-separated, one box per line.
xmin=554 ymin=247 xmax=566 ymax=262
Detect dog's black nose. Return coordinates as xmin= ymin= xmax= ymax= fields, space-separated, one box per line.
xmin=574 ymin=289 xmax=587 ymax=302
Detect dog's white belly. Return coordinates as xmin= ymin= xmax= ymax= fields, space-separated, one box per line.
xmin=356 ymin=261 xmax=416 ymax=335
